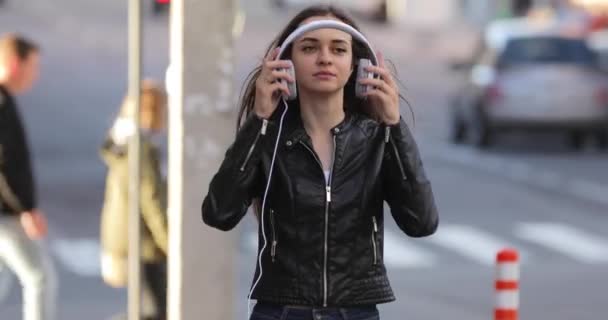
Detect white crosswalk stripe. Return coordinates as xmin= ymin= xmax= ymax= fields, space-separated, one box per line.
xmin=427 ymin=225 xmax=524 ymax=266
xmin=50 ymin=238 xmax=101 ymax=277
xmin=33 ymin=222 xmax=608 ymax=279
xmin=243 ymin=222 xmax=608 ymax=268
xmin=514 ymin=223 xmax=608 ymax=263
xmin=382 ymin=231 xmax=436 ymax=268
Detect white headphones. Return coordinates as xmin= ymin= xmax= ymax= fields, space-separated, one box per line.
xmin=275 ymin=19 xmax=379 ymax=100
xmin=247 ymin=19 xmax=378 ymax=318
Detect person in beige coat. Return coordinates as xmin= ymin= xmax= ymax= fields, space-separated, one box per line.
xmin=99 ymin=80 xmax=168 ymax=320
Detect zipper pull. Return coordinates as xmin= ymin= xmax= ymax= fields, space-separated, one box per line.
xmin=373 ymin=216 xmax=378 ymax=232
xmin=326 ymin=186 xmax=331 ymax=203
xmin=271 ymin=240 xmax=277 ymax=262
xmin=385 ymin=126 xmax=390 ymax=143
xmin=261 ymin=119 xmax=269 ymax=136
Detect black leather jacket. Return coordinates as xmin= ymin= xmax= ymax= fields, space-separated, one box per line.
xmin=0 ymin=85 xmax=36 ymax=216
xmin=202 ymin=109 xmax=438 ymax=307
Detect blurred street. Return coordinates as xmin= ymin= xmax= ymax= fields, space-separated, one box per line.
xmin=1 ymin=0 xmax=608 ymax=319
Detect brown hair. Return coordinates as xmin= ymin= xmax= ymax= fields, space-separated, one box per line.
xmin=236 ymin=5 xmax=374 ymax=132
xmin=0 ymin=33 xmax=39 ymax=62
xmin=235 ymin=5 xmax=411 ymax=134
xmin=119 ymin=80 xmax=167 ymax=131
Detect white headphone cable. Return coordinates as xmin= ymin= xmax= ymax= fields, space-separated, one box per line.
xmin=247 ymin=98 xmax=289 ymax=319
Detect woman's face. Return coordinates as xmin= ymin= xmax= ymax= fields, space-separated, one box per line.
xmin=290 ymin=16 xmax=354 ymax=98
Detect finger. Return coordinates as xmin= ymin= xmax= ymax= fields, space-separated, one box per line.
xmin=265 ymin=47 xmax=280 ymax=61
xmin=358 ymin=78 xmax=392 ymax=94
xmin=365 ymin=65 xmax=397 ymax=89
xmin=267 ymin=81 xmax=291 ymax=98
xmin=270 ymin=69 xmax=295 ymax=83
xmin=265 ymin=59 xmax=293 ymax=70
xmin=364 ymin=87 xmax=390 ymax=102
xmin=377 ymin=50 xmax=386 ymax=69
xmin=373 ymin=51 xmax=398 ymax=88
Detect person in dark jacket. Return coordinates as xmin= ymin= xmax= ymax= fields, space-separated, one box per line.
xmin=202 ymin=5 xmax=439 ymax=320
xmin=0 ymin=33 xmax=57 ymax=320
xmin=100 ymin=80 xmax=168 ymax=320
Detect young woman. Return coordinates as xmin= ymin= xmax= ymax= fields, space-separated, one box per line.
xmin=202 ymin=5 xmax=438 ymax=320
xmin=99 ymin=80 xmax=168 ymax=320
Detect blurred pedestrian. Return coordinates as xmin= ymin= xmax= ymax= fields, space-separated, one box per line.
xmin=202 ymin=5 xmax=438 ymax=320
xmin=99 ymin=80 xmax=168 ymax=320
xmin=0 ymin=33 xmax=57 ymax=320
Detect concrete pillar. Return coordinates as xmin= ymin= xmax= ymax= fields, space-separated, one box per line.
xmin=167 ymin=0 xmax=237 ymax=319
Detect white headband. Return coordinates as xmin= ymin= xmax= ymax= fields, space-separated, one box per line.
xmin=277 ymin=19 xmax=378 ymax=65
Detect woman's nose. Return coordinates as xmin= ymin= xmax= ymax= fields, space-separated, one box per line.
xmin=317 ymin=47 xmax=332 ymax=65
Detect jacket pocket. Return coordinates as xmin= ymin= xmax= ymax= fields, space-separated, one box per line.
xmin=269 ymin=208 xmax=278 ymax=263
xmin=371 ymin=216 xmax=379 ymax=265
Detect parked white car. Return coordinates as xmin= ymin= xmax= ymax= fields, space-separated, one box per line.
xmin=450 ymin=35 xmax=608 ymax=149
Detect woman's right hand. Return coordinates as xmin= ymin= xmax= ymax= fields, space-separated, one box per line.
xmin=253 ymin=48 xmax=295 ymax=119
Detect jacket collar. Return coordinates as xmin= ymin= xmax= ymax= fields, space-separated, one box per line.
xmin=283 ymin=108 xmax=356 ymax=144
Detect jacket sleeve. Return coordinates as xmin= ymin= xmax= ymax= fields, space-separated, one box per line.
xmin=140 ymin=146 xmax=168 ymax=255
xmin=382 ymin=117 xmax=439 ymax=237
xmin=202 ymin=113 xmax=268 ymax=231
xmin=0 ymin=102 xmax=36 ymax=214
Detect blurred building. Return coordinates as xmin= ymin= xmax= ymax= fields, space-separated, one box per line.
xmin=572 ymin=0 xmax=608 ymax=12
xmin=389 ymin=0 xmax=526 ymax=29
xmin=278 ymin=0 xmax=608 ymax=31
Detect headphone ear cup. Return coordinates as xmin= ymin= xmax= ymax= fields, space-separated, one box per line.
xmin=355 ymin=59 xmax=373 ymax=98
xmin=278 ymin=60 xmax=297 ymax=101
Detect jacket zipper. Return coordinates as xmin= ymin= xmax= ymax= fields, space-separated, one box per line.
xmin=389 ymin=136 xmax=407 ymax=181
xmin=270 ymin=209 xmax=277 ymax=263
xmin=298 ymin=133 xmax=336 ymax=307
xmin=371 ymin=216 xmax=378 ymax=265
xmin=239 ymin=119 xmax=268 ymax=172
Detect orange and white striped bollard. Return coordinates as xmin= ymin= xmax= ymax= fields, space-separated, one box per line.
xmin=495 ymin=248 xmax=519 ymax=320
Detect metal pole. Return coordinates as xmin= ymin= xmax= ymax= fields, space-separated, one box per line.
xmin=167 ymin=0 xmax=236 ymax=318
xmin=127 ymin=0 xmax=142 ymax=319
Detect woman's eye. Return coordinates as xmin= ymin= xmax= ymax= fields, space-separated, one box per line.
xmin=334 ymin=48 xmax=348 ymax=54
xmin=302 ymin=46 xmax=316 ymax=52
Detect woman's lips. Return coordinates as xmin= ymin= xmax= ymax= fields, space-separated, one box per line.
xmin=314 ymin=71 xmax=336 ymax=79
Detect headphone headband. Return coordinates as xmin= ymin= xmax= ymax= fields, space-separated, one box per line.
xmin=277 ymin=20 xmax=378 ymax=65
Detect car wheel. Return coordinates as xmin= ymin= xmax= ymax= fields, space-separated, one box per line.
xmin=596 ymin=129 xmax=608 ymax=150
xmin=568 ymin=131 xmax=585 ymax=150
xmin=449 ymin=111 xmax=467 ymax=144
xmin=470 ymin=109 xmax=492 ymax=148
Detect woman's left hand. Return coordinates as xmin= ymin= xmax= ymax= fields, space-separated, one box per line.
xmin=358 ymin=51 xmax=401 ymax=125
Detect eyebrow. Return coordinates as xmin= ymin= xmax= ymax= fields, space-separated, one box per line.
xmin=297 ymin=37 xmax=350 ymax=45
